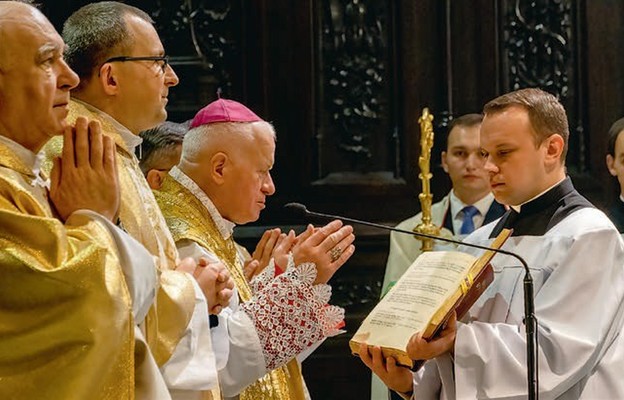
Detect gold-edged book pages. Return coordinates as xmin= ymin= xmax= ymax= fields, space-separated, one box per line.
xmin=349 ymin=229 xmax=512 ymax=368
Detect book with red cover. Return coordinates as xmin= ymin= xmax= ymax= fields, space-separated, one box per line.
xmin=350 ymin=228 xmax=511 ymax=368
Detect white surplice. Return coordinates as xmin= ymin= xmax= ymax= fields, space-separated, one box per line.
xmin=412 ymin=205 xmax=624 ymax=399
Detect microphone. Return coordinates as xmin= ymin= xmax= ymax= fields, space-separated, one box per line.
xmin=284 ymin=202 xmax=539 ymax=400
xmin=284 ymin=202 xmax=522 ymax=263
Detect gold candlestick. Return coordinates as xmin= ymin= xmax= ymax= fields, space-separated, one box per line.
xmin=413 ymin=108 xmax=440 ymax=251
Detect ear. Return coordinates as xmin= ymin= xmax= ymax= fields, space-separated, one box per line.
xmin=544 ymin=134 xmax=564 ymax=164
xmin=211 ymin=152 xmax=228 ymax=185
xmin=607 ymin=154 xmax=618 ymax=176
xmin=98 ymin=64 xmax=118 ymax=96
xmin=146 ymin=169 xmax=166 ymax=190
xmin=441 ymin=151 xmax=449 ymax=173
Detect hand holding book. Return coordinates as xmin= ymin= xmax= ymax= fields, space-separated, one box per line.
xmin=350 ymin=229 xmax=511 ymax=368
xmin=406 ymin=311 xmax=457 ymax=361
xmin=357 ymin=342 xmax=414 ymax=397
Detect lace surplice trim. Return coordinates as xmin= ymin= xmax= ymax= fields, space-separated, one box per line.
xmin=249 ymin=252 xmax=292 ymax=293
xmin=240 ymin=261 xmax=345 ymax=370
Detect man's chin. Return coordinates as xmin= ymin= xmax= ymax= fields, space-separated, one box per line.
xmin=234 ymin=213 xmax=261 ymax=225
xmin=51 ymin=120 xmax=69 ymax=136
xmin=492 ymin=188 xmax=519 ymax=207
xmin=137 ymin=117 xmax=167 ymax=135
xmin=459 ymin=182 xmax=490 ymax=194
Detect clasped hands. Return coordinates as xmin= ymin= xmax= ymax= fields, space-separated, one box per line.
xmin=177 ymin=257 xmax=234 ymax=315
xmin=179 ymin=218 xmax=355 ymax=316
xmin=244 ymin=220 xmax=356 ymax=284
xmin=50 ymin=117 xmax=120 ymax=223
xmin=357 ymin=312 xmax=457 ymax=395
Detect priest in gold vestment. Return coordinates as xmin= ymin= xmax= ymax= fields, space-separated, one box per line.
xmin=42 ymin=2 xmax=234 ymax=398
xmin=0 ymin=2 xmax=169 ymax=399
xmin=154 ymin=98 xmax=356 ymax=399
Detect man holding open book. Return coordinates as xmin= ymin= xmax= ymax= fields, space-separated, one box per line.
xmin=358 ymin=88 xmax=624 ymax=399
xmin=374 ymin=113 xmax=505 ymax=400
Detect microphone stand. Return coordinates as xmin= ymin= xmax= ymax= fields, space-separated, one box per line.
xmin=286 ymin=204 xmax=539 ymax=400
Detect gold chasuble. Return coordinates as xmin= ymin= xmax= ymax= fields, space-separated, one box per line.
xmin=155 ymin=175 xmax=306 ymax=400
xmin=0 ymin=141 xmax=135 ymax=398
xmin=42 ymin=100 xmax=196 ymax=366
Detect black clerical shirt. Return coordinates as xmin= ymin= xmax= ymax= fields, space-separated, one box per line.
xmin=490 ymin=177 xmax=594 ymax=238
xmin=607 ymin=199 xmax=624 ymax=233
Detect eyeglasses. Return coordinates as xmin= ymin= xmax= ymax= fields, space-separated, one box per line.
xmin=103 ymin=55 xmax=170 ymax=74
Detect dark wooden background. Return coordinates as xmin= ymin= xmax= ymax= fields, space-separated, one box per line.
xmin=41 ymin=1 xmax=624 ymax=398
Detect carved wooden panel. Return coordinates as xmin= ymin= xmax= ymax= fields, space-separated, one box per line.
xmin=500 ymin=0 xmax=587 ymax=173
xmin=315 ymin=0 xmax=398 ymax=181
xmin=147 ymin=0 xmax=244 ymax=120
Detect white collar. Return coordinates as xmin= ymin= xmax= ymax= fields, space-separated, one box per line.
xmin=449 ymin=190 xmax=495 ymax=218
xmin=619 ymin=194 xmax=624 ymax=203
xmin=72 ymin=98 xmax=143 ymax=152
xmin=169 ymin=166 xmax=236 ymax=240
xmin=511 ymin=177 xmax=566 ymax=213
xmin=0 ymin=134 xmax=48 ymax=188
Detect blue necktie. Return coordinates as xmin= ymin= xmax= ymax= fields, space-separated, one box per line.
xmin=460 ymin=205 xmax=479 ymax=234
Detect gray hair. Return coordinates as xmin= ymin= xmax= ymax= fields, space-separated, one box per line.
xmin=182 ymin=121 xmax=276 ymax=162
xmin=62 ymin=1 xmax=153 ymax=88
xmin=138 ymin=121 xmax=189 ymax=174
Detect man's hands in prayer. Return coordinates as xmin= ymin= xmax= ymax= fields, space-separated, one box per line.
xmin=357 ymin=343 xmax=413 ymax=396
xmin=247 ymin=228 xmax=283 ymax=278
xmin=177 ymin=257 xmax=234 ymax=314
xmin=406 ymin=312 xmax=457 ymax=360
xmin=243 ymin=259 xmax=261 ymax=282
xmin=291 ymin=220 xmax=355 ymax=284
xmin=50 ymin=117 xmax=120 ymax=223
xmin=245 ymin=228 xmax=298 ymax=280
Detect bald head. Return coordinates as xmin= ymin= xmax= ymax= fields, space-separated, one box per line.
xmin=0 ymin=0 xmax=36 ymax=18
xmin=0 ymin=1 xmax=79 ymax=151
xmin=0 ymin=2 xmax=44 ymax=68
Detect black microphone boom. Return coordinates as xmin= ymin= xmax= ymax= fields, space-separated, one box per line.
xmin=284 ymin=202 xmax=539 ymax=400
xmin=285 ymin=202 xmax=524 ymax=266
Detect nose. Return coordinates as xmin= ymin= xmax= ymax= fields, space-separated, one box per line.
xmin=263 ymin=172 xmax=276 ymax=196
xmin=466 ymin=152 xmax=483 ymax=170
xmin=164 ymin=63 xmax=179 ymax=87
xmin=483 ymin=154 xmax=498 ymax=175
xmin=58 ymin=59 xmax=80 ymax=91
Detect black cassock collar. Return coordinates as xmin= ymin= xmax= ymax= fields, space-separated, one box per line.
xmin=489 ymin=177 xmax=594 ymax=238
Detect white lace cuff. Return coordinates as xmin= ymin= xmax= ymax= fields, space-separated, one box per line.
xmin=240 ymin=260 xmax=345 ymax=370
xmin=249 ymin=255 xmax=284 ymax=293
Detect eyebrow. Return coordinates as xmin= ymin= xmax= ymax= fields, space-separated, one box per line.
xmin=481 ymin=142 xmax=514 ymax=152
xmin=36 ymin=42 xmax=62 ymax=61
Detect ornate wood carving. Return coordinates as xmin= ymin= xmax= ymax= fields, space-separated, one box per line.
xmin=331 ymin=278 xmax=382 ymax=308
xmin=317 ymin=0 xmax=398 ymax=178
xmin=148 ymin=0 xmax=241 ymax=119
xmin=501 ymin=0 xmax=587 ymax=172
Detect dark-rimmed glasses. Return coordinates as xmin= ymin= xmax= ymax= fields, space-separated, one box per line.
xmin=103 ymin=55 xmax=170 ymax=74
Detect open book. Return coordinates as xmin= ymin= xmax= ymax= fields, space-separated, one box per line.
xmin=350 ymin=229 xmax=512 ymax=368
